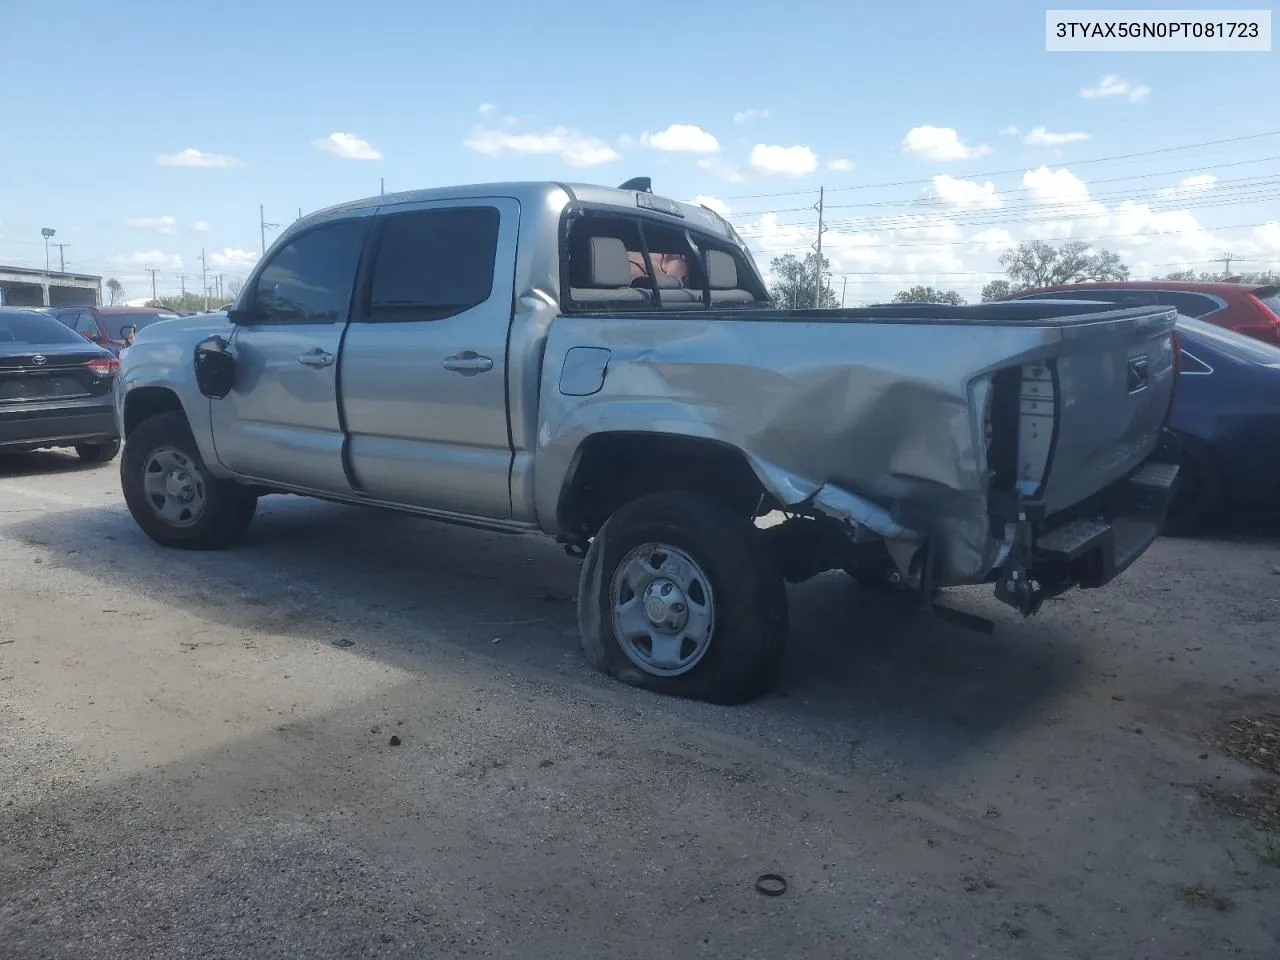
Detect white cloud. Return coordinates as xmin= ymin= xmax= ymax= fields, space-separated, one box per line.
xmin=618 ymin=134 xmax=634 ymax=147
xmin=312 ymin=132 xmax=383 ymax=160
xmin=1022 ymin=166 xmax=1097 ymax=207
xmin=1158 ymin=174 xmax=1218 ymax=197
xmin=970 ymin=228 xmax=1016 ymax=254
xmin=689 ymin=195 xmax=730 ymax=216
xmin=1023 ymin=127 xmax=1091 ymax=147
xmin=111 ymin=250 xmax=183 ymax=270
xmin=900 ymin=126 xmax=991 ymax=161
xmin=1080 ymin=75 xmax=1150 ymax=102
xmin=733 ymin=108 xmax=769 ymax=124
xmin=464 ymin=126 xmax=621 ymax=166
xmin=698 ymin=156 xmax=745 ymax=183
xmin=827 ymin=158 xmax=855 ymax=172
xmin=478 ymin=103 xmax=495 ymax=115
xmin=192 ymin=221 xmax=211 ymax=232
xmin=209 ymin=248 xmax=259 ymax=271
xmin=156 ymin=147 xmax=238 ymax=168
xmin=920 ymin=174 xmax=1003 ymax=210
xmin=1000 ymin=125 xmax=1019 ymax=136
xmin=640 ymin=124 xmax=720 ymax=153
xmin=126 ymin=215 xmax=178 ymax=235
xmin=749 ymin=143 xmax=818 ymax=177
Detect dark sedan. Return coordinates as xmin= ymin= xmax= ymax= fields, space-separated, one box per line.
xmin=1163 ymin=316 xmax=1280 ymax=534
xmin=0 ymin=308 xmax=121 ymax=462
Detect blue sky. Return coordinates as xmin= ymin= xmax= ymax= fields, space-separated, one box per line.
xmin=1 ymin=0 xmax=1276 ymax=303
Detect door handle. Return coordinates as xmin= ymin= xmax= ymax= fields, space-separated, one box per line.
xmin=297 ymin=349 xmax=335 ymax=368
xmin=442 ymin=352 xmax=494 ymax=375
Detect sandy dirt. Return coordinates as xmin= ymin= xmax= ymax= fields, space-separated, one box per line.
xmin=2 ymin=450 xmax=1279 ymax=959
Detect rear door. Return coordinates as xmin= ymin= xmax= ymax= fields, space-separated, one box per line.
xmin=340 ymin=198 xmax=518 ymax=518
xmin=211 ymin=214 xmax=370 ymax=493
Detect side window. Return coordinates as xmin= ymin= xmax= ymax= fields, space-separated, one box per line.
xmin=1157 ymin=291 xmax=1221 ymax=318
xmin=367 ymin=207 xmax=500 ymax=322
xmin=250 ymin=219 xmax=366 ymax=324
xmin=53 ymin=311 xmax=77 ymax=329
xmin=74 ymin=312 xmax=99 ymax=337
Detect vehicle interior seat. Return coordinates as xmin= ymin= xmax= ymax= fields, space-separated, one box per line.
xmin=706 ymin=250 xmax=756 ymax=305
xmin=568 ymin=236 xmax=652 ymax=304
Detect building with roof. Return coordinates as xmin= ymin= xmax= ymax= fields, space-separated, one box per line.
xmin=0 ymin=264 xmax=101 ymax=307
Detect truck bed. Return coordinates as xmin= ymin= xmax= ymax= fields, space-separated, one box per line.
xmin=535 ymin=299 xmax=1178 ymax=587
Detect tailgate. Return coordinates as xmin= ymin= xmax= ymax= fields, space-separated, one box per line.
xmin=1030 ymin=305 xmax=1177 ymax=515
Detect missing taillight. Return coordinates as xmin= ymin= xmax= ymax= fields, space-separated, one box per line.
xmin=86 ymin=357 xmax=119 ymax=378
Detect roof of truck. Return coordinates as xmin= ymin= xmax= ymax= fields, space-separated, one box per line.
xmin=302 ymin=180 xmax=732 ymax=235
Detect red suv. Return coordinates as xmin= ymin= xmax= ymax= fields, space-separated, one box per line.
xmin=45 ymin=305 xmax=181 ymax=356
xmin=1010 ymin=280 xmax=1280 ymax=346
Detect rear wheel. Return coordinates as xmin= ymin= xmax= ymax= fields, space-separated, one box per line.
xmin=1162 ymin=441 xmax=1223 ymax=538
xmin=121 ymin=411 xmax=257 ymax=549
xmin=577 ymin=491 xmax=788 ymax=705
xmin=75 ymin=440 xmax=120 ymax=463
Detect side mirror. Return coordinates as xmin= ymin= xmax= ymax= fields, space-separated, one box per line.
xmin=119 ymin=324 xmax=137 ymax=342
xmin=194 ymin=335 xmax=236 ymax=399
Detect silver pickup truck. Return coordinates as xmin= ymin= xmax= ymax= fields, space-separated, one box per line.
xmin=114 ymin=179 xmax=1180 ymax=704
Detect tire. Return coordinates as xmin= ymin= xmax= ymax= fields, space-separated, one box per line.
xmin=120 ymin=411 xmax=257 ymax=550
xmin=1161 ymin=440 xmax=1223 ymax=538
xmin=577 ymin=491 xmax=788 ymax=705
xmin=75 ymin=440 xmax=120 ymax=463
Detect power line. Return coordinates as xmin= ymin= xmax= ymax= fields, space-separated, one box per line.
xmin=719 ymin=128 xmax=1280 ymax=201
xmin=727 ymin=168 xmax=1280 ymax=220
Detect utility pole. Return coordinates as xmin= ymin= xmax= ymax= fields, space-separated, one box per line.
xmin=145 ymin=268 xmax=160 ymax=304
xmin=53 ymin=243 xmax=70 ymax=273
xmin=841 ymin=276 xmax=848 ymax=308
xmin=297 ymin=207 xmax=303 ymax=220
xmin=177 ymin=274 xmax=187 ymax=298
xmin=259 ymin=205 xmax=279 ymax=255
xmin=380 ymin=177 xmax=385 ymax=196
xmin=811 ymin=187 xmax=827 ymax=308
xmin=199 ymin=248 xmax=209 ymax=312
xmin=1221 ymin=252 xmax=1236 ymax=276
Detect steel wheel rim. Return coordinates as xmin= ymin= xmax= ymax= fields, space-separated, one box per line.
xmin=609 ymin=542 xmax=716 ymax=678
xmin=142 ymin=445 xmax=208 ymax=529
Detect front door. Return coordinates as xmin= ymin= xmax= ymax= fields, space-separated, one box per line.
xmin=211 ymin=215 xmax=370 ymax=493
xmin=340 ymin=198 xmax=519 ymax=518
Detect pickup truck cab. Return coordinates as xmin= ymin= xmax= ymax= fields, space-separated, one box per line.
xmin=115 ymin=179 xmax=1181 ymax=704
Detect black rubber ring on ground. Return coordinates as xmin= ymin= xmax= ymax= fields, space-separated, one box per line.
xmin=755 ymin=873 xmax=787 ymax=896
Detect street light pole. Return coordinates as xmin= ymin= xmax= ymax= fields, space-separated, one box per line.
xmin=41 ymin=227 xmax=55 ymax=273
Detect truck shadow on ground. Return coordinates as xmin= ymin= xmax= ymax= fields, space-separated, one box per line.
xmin=8 ymin=493 xmax=1084 ymax=776
xmin=0 ymin=450 xmax=106 ymax=478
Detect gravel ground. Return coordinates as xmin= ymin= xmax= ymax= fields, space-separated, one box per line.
xmin=2 ymin=450 xmax=1279 ymax=959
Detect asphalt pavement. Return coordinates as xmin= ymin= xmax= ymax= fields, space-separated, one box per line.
xmin=2 ymin=450 xmax=1279 ymax=959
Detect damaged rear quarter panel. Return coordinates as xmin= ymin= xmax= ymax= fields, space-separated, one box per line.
xmin=534 ymin=314 xmax=1065 ymax=583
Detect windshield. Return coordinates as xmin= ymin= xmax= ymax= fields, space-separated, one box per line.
xmin=1177 ymin=315 xmax=1280 ymax=366
xmin=0 ymin=309 xmax=98 ymax=346
xmin=102 ymin=312 xmax=179 ymax=340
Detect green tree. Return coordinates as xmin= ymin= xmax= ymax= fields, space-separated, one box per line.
xmin=981 ymin=279 xmax=1013 ymax=302
xmin=150 ymin=292 xmax=221 ymax=314
xmin=891 ymin=285 xmax=965 ymax=305
xmin=767 ymin=252 xmax=839 ymax=308
xmin=106 ymin=278 xmax=125 ymax=305
xmin=999 ymin=240 xmax=1129 ymax=288
xmin=1161 ymin=269 xmax=1280 ymax=284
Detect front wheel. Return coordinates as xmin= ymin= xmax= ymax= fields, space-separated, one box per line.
xmin=75 ymin=440 xmax=120 ymax=463
xmin=577 ymin=491 xmax=788 ymax=705
xmin=120 ymin=411 xmax=257 ymax=549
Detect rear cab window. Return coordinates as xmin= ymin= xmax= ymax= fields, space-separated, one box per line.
xmin=561 ymin=208 xmax=768 ymax=313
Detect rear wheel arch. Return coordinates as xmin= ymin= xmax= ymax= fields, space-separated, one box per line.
xmin=556 ymin=431 xmax=774 ymax=539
